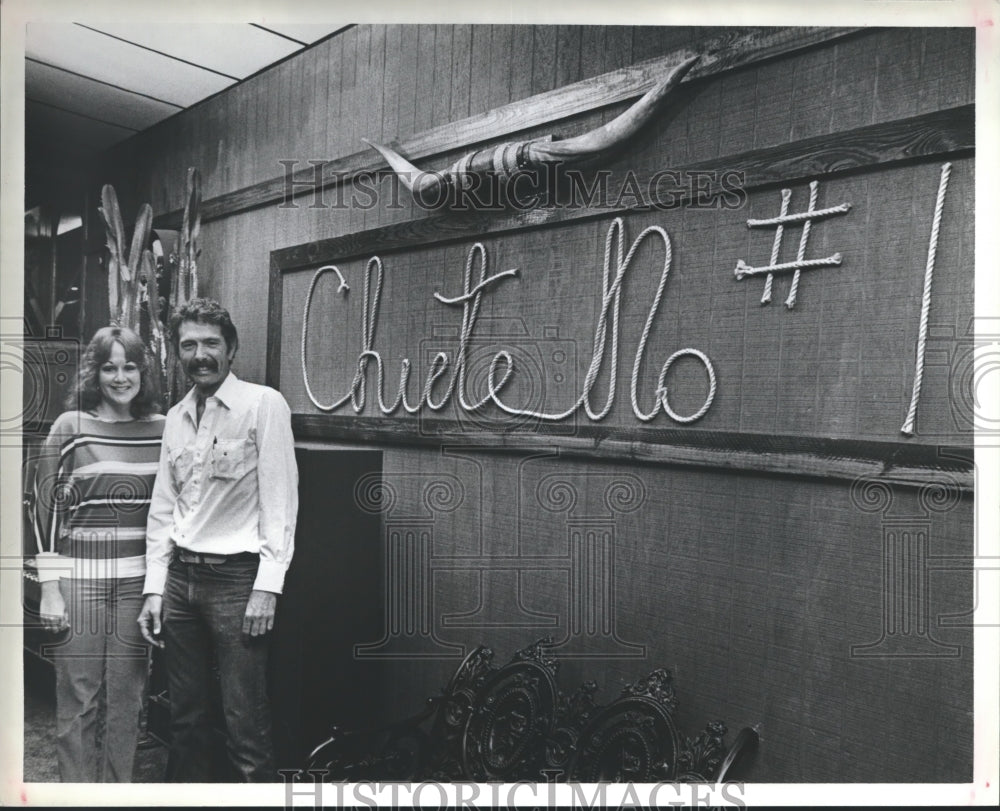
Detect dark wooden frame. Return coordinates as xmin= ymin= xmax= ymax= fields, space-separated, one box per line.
xmin=267 ymin=99 xmax=974 ymax=491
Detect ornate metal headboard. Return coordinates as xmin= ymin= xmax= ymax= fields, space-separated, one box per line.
xmin=306 ymin=639 xmax=759 ymax=783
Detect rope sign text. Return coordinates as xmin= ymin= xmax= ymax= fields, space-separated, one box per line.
xmin=300 ymin=217 xmax=717 ymax=425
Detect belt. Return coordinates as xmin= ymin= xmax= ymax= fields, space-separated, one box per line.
xmin=176 ymin=550 xmax=259 ymax=565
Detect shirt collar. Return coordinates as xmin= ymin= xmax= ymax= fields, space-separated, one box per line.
xmin=212 ymin=372 xmax=240 ymax=409
xmin=178 ymin=372 xmax=240 ymax=424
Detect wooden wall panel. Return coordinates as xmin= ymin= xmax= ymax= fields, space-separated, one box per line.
xmin=530 ymin=25 xmax=557 ymax=97
xmin=450 ymin=25 xmax=474 ymax=121
xmin=370 ymin=445 xmax=972 ymax=781
xmin=555 ymin=25 xmax=582 ymax=89
xmin=431 ymin=25 xmax=454 ymax=129
xmin=413 ymin=25 xmax=437 ymax=136
xmin=333 ymin=28 xmax=356 ymax=162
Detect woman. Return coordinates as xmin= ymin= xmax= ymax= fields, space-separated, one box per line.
xmin=32 ymin=326 xmax=165 ymax=782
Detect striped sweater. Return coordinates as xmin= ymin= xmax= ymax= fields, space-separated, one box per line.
xmin=32 ymin=411 xmax=165 ymax=581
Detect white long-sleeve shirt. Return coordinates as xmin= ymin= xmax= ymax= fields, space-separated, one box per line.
xmin=143 ymin=372 xmax=298 ymax=595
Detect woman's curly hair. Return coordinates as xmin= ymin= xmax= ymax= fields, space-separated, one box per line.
xmin=68 ymin=326 xmax=161 ymax=418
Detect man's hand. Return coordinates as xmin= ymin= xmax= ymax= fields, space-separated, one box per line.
xmin=243 ymin=590 xmax=277 ymax=638
xmin=39 ymin=581 xmax=69 ymax=633
xmin=138 ymin=595 xmax=164 ymax=648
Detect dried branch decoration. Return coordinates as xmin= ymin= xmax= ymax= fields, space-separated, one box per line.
xmin=97 ymin=168 xmax=203 ymax=408
xmin=164 ymin=167 xmax=202 ymax=404
xmin=363 ymin=54 xmax=700 ymax=206
xmin=98 ymin=184 xmax=153 ymax=331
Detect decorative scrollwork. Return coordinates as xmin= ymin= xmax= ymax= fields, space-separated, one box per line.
xmin=432 ymin=645 xmax=495 ymax=738
xmin=677 ymin=719 xmax=728 ymax=780
xmin=306 ymin=643 xmax=757 ymax=784
xmin=545 ymin=680 xmax=600 ymax=773
xmin=569 ymin=701 xmax=680 ymax=782
xmin=619 ymin=667 xmax=679 ymax=715
xmin=461 ymin=658 xmax=558 ymax=781
xmin=512 ymin=637 xmax=559 ymax=673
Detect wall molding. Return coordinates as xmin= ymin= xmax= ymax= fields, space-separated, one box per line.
xmin=290 ymin=415 xmax=974 ymax=492
xmin=155 ymin=26 xmax=865 ymax=229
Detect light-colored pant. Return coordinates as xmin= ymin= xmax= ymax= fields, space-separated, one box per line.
xmin=50 ymin=576 xmax=148 ymax=782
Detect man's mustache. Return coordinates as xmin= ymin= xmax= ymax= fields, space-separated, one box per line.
xmin=187 ymin=360 xmax=218 ymax=372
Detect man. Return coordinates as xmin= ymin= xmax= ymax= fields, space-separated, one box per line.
xmin=137 ymin=298 xmax=298 ymax=782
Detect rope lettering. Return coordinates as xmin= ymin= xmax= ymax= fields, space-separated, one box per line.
xmin=300 ymin=218 xmax=716 ymax=424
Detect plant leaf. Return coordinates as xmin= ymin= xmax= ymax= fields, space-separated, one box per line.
xmin=98 ymin=206 xmax=121 ymax=266
xmin=129 ymin=203 xmax=153 ymax=270
xmin=187 ymin=168 xmax=202 ymax=245
xmin=101 ymin=184 xmax=126 ymax=260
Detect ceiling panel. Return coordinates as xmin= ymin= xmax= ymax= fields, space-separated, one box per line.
xmin=24 ymin=23 xmax=355 ymax=202
xmin=88 ymin=23 xmax=302 ymax=80
xmin=26 ymin=59 xmax=180 ymax=132
xmin=25 ymin=23 xmax=234 ymax=108
xmin=253 ymin=23 xmax=350 ymax=45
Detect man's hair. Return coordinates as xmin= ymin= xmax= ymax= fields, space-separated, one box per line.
xmin=169 ymin=297 xmax=239 ymax=355
xmin=69 ymin=325 xmax=161 ymax=417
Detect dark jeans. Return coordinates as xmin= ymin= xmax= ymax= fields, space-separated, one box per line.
xmin=161 ymin=556 xmax=274 ymax=782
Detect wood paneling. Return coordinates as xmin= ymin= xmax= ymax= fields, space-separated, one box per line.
xmin=151 ymin=27 xmax=864 ymax=229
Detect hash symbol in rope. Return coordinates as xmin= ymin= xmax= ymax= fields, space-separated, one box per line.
xmin=734 ymin=180 xmax=852 ymax=308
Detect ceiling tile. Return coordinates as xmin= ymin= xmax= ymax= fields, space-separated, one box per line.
xmin=25 ymin=23 xmax=234 ymax=108
xmin=87 ymin=23 xmax=302 ymax=80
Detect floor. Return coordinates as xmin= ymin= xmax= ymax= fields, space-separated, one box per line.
xmin=22 ymin=651 xmax=169 ymax=783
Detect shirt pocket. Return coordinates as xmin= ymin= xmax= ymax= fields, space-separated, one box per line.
xmin=210 ymin=438 xmax=255 ymax=481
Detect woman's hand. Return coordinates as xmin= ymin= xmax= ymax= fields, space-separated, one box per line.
xmin=39 ymin=581 xmax=69 ymax=633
